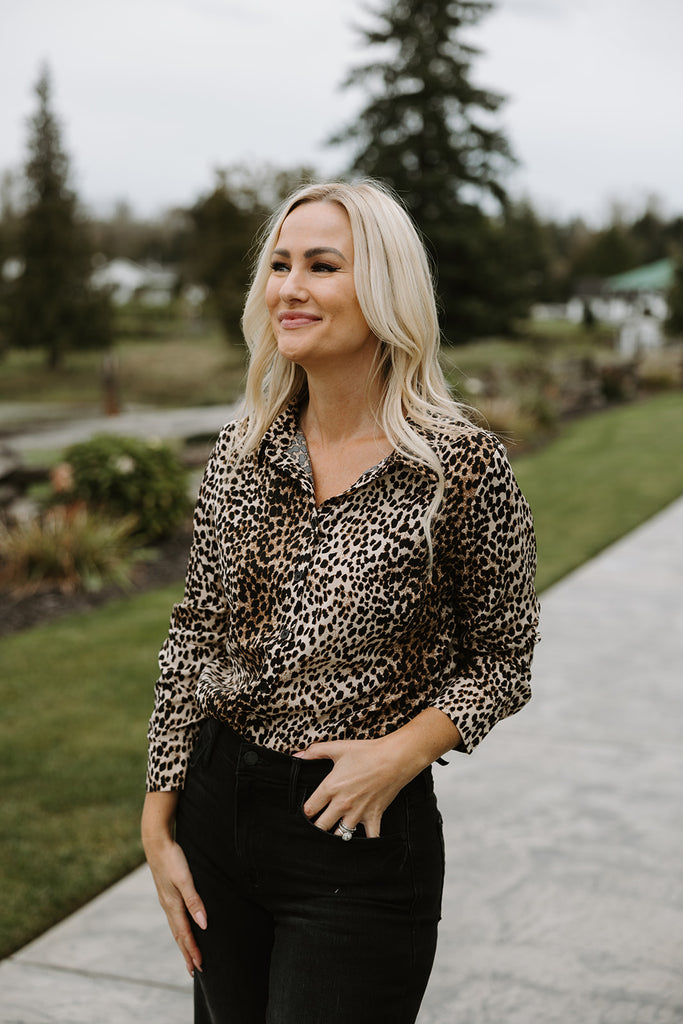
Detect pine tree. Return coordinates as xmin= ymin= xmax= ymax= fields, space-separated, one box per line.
xmin=187 ymin=164 xmax=315 ymax=344
xmin=187 ymin=177 xmax=263 ymax=344
xmin=665 ymin=254 xmax=683 ymax=337
xmin=9 ymin=67 xmax=112 ymax=369
xmin=330 ymin=0 xmax=520 ymax=342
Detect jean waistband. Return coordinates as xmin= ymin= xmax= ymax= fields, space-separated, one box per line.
xmin=196 ymin=718 xmax=434 ymax=796
xmin=214 ymin=720 xmax=330 ymax=780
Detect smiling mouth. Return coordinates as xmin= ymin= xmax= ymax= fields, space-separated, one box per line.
xmin=278 ymin=312 xmax=321 ymax=328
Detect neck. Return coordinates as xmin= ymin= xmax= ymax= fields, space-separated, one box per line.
xmin=301 ymin=370 xmax=385 ymax=447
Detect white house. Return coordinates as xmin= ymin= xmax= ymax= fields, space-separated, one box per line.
xmin=539 ymin=259 xmax=674 ymax=356
xmin=91 ymin=257 xmax=177 ymax=306
xmin=603 ymin=259 xmax=674 ymax=356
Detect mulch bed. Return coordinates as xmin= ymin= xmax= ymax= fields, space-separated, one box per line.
xmin=0 ymin=526 xmax=193 ymax=638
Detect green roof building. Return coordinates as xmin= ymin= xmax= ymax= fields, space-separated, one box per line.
xmin=604 ymin=259 xmax=674 ymax=294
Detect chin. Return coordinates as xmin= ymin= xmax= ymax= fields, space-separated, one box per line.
xmin=277 ymin=339 xmax=309 ymax=367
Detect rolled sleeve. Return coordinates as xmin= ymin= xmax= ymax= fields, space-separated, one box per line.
xmin=432 ymin=443 xmax=540 ymax=752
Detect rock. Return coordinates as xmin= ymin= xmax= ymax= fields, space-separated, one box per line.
xmin=0 ymin=443 xmax=22 ymax=481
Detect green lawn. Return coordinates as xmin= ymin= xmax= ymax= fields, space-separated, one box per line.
xmin=0 ymin=328 xmax=247 ymax=412
xmin=0 ymin=584 xmax=182 ymax=958
xmin=1 ymin=391 xmax=682 ymax=958
xmin=514 ymin=392 xmax=683 ymax=590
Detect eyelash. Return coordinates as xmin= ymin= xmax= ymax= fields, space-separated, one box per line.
xmin=269 ymin=261 xmax=338 ymax=274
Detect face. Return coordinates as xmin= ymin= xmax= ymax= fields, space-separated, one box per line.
xmin=265 ymin=201 xmax=378 ymax=373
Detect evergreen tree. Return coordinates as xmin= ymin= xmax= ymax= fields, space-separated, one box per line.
xmin=0 ymin=172 xmax=23 ymax=354
xmin=9 ymin=67 xmax=112 ymax=369
xmin=663 ymin=215 xmax=683 ymax=257
xmin=330 ymin=0 xmax=519 ymax=342
xmin=665 ymin=253 xmax=683 ymax=337
xmin=187 ymin=164 xmax=315 ymax=343
xmin=569 ymin=222 xmax=641 ymax=281
xmin=630 ymin=201 xmax=667 ymax=266
xmin=90 ymin=202 xmax=193 ymax=266
xmin=187 ymin=178 xmax=262 ymax=344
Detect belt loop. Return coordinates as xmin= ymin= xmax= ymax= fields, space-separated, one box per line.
xmin=288 ymin=757 xmax=301 ymax=813
xmin=204 ymin=718 xmax=221 ymax=767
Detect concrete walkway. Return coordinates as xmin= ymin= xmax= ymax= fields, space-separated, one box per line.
xmin=1 ymin=496 xmax=682 ymax=1023
xmin=2 ymin=403 xmax=241 ymax=453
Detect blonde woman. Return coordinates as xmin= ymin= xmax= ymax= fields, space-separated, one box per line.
xmin=142 ymin=181 xmax=539 ymax=1024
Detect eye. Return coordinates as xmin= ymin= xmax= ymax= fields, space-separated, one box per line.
xmin=270 ymin=260 xmax=289 ymax=273
xmin=311 ymin=262 xmax=338 ymax=273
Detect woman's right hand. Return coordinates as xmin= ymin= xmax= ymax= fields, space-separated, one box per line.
xmin=141 ymin=792 xmax=207 ymax=977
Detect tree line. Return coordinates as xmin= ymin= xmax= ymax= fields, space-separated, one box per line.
xmin=2 ymin=0 xmax=683 ymax=370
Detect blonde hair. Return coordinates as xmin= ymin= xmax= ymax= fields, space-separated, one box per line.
xmin=238 ymin=180 xmax=474 ymax=561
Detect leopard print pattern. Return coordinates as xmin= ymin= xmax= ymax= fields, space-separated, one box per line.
xmin=146 ymin=404 xmax=540 ymax=790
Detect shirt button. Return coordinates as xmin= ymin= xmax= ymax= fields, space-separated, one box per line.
xmin=293 ymin=568 xmax=305 ymax=583
xmin=242 ymin=750 xmax=259 ymax=766
xmin=280 ymin=626 xmax=292 ymax=642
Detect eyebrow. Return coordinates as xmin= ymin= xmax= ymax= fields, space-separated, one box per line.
xmin=272 ymin=246 xmax=347 ymax=261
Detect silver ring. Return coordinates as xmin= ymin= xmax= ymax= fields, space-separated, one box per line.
xmin=337 ymin=821 xmax=356 ymax=842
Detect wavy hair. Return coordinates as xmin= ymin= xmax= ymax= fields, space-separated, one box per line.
xmin=238 ymin=180 xmax=474 ymax=561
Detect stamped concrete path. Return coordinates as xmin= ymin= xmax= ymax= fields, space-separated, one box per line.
xmin=2 ymin=402 xmax=241 ymax=453
xmin=1 ymin=489 xmax=682 ymax=1023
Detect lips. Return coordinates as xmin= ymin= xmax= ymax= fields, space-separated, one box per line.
xmin=278 ymin=311 xmax=321 ymax=329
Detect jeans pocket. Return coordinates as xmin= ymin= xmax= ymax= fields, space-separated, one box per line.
xmin=295 ymin=789 xmax=407 ymax=846
xmin=188 ymin=718 xmax=218 ymax=770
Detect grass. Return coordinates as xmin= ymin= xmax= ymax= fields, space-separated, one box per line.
xmin=0 ymin=320 xmax=612 ymax=420
xmin=0 ymin=325 xmax=247 ymax=414
xmin=1 ymin=391 xmax=682 ymax=959
xmin=117 ymin=332 xmax=246 ymax=407
xmin=0 ymin=583 xmax=182 ymax=959
xmin=439 ymin=322 xmax=616 ymax=383
xmin=514 ymin=392 xmax=683 ymax=591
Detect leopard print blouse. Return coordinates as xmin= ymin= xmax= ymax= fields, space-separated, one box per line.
xmin=146 ymin=404 xmax=540 ymax=791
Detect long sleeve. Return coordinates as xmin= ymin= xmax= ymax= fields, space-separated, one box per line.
xmin=146 ymin=437 xmax=231 ymax=791
xmin=431 ymin=441 xmax=540 ymax=753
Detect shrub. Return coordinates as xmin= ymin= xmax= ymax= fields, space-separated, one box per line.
xmin=62 ymin=434 xmax=189 ymax=543
xmin=473 ymin=396 xmax=544 ymax=452
xmin=599 ymin=361 xmax=638 ymax=404
xmin=0 ymin=506 xmax=145 ymax=593
xmin=636 ymin=349 xmax=683 ymax=393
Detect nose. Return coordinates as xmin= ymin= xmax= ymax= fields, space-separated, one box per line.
xmin=279 ymin=265 xmax=308 ymax=304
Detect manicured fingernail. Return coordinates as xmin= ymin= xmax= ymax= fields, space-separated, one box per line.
xmin=195 ymin=911 xmax=207 ymax=930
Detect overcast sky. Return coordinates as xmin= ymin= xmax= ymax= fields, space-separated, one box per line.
xmin=1 ymin=0 xmax=681 ymax=224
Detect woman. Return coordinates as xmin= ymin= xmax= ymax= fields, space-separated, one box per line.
xmin=142 ymin=180 xmax=539 ymax=1024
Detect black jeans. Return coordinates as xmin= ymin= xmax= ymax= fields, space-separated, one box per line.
xmin=175 ymin=720 xmax=445 ymax=1024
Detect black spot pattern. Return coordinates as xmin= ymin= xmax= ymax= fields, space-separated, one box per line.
xmin=146 ymin=404 xmax=540 ymax=790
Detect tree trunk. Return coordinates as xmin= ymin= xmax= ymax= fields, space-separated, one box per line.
xmin=47 ymin=341 xmax=62 ymax=371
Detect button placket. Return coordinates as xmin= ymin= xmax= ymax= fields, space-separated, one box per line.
xmin=272 ymin=496 xmax=321 ymax=650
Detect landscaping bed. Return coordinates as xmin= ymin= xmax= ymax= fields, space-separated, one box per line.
xmin=0 ymin=524 xmax=192 ymax=637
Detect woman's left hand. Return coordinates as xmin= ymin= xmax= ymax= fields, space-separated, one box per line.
xmin=294 ymin=735 xmax=410 ymax=838
xmin=294 ymin=709 xmax=461 ymax=838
